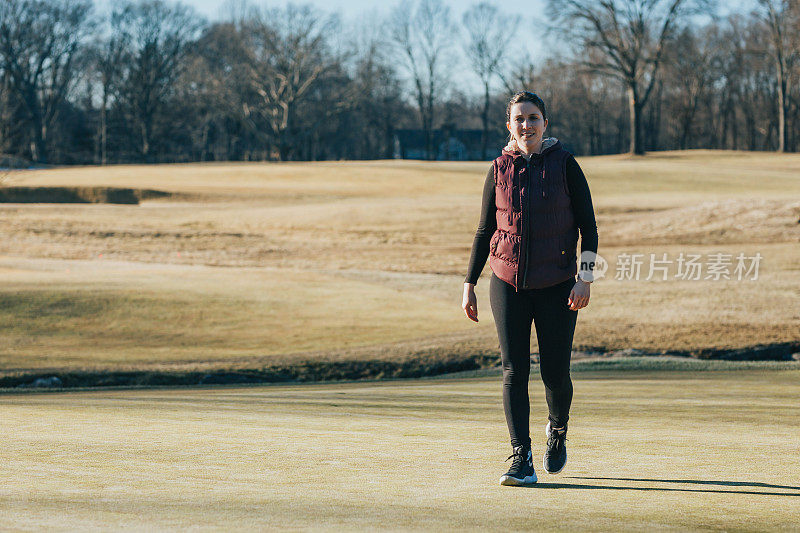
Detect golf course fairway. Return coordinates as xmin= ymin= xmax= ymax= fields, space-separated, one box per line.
xmin=2 ymin=368 xmax=798 ymax=531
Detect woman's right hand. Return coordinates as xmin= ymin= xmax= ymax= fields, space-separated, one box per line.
xmin=462 ymin=283 xmax=479 ymax=322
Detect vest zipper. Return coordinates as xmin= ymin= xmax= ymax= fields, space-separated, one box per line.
xmin=520 ymin=158 xmax=544 ymax=290
xmin=542 ymin=167 xmax=546 ymax=198
xmin=519 ymin=159 xmax=531 ymax=291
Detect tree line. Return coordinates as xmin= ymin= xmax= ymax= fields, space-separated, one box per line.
xmin=0 ymin=0 xmax=798 ymax=166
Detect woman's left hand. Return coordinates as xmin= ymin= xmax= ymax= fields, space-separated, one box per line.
xmin=568 ymin=280 xmax=591 ymax=311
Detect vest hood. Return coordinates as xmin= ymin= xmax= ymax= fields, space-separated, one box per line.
xmin=500 ymin=137 xmax=562 ymax=159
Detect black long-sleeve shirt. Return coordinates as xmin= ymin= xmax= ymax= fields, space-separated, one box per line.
xmin=464 ymin=154 xmax=598 ymax=285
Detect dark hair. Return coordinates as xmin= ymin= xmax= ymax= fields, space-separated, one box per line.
xmin=506 ymin=91 xmax=547 ymax=122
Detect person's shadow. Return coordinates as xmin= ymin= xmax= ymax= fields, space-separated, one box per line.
xmin=525 ymin=476 xmax=800 ymax=496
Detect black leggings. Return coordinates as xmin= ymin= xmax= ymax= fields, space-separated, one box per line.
xmin=489 ymin=272 xmax=578 ymax=449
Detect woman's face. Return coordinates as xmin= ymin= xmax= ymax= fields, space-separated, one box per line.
xmin=507 ymin=101 xmax=548 ymax=153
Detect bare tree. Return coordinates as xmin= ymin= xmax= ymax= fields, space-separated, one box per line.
xmin=343 ymin=20 xmax=407 ymax=159
xmin=241 ymin=4 xmax=341 ymax=161
xmin=0 ymin=0 xmax=93 ymax=163
xmin=0 ymin=67 xmax=13 ymax=158
xmin=462 ymin=3 xmax=512 ymax=159
xmin=388 ymin=0 xmax=455 ymax=160
xmin=184 ymin=22 xmax=251 ymax=161
xmin=662 ymin=26 xmax=717 ymax=149
xmin=552 ymin=0 xmax=705 ymax=155
xmin=92 ymin=5 xmax=133 ymax=165
xmin=759 ymin=0 xmax=799 ymax=152
xmin=712 ymin=14 xmax=770 ymax=150
xmin=115 ymin=0 xmax=202 ymax=160
xmin=531 ymin=56 xmax=627 ymax=154
xmin=501 ymin=58 xmax=536 ymax=94
xmin=2 ymin=0 xmax=797 ymax=163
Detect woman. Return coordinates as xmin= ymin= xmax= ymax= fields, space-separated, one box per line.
xmin=462 ymin=91 xmax=598 ymax=486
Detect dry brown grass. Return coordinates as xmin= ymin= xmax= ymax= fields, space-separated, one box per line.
xmin=0 ymin=151 xmax=798 ymax=375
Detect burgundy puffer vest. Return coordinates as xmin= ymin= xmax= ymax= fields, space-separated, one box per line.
xmin=488 ymin=138 xmax=578 ymax=291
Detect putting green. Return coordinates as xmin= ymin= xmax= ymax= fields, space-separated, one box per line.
xmin=1 ymin=369 xmax=798 ymax=530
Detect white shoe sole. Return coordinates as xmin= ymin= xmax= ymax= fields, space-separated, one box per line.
xmin=499 ymin=473 xmax=538 ymax=486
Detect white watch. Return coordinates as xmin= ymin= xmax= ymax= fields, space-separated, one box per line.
xmin=578 ymin=270 xmax=594 ymax=283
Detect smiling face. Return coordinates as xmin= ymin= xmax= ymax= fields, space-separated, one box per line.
xmin=507 ymin=101 xmax=548 ymax=154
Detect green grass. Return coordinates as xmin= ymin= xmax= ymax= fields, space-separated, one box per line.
xmin=1 ymin=370 xmax=798 ymax=530
xmin=427 ymin=356 xmax=800 ymax=380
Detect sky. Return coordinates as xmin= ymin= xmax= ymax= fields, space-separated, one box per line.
xmin=92 ymin=0 xmax=760 ymax=96
xmin=93 ymin=0 xmax=760 ymax=55
xmin=95 ymin=0 xmax=758 ymax=21
xmin=97 ymin=0 xmax=536 ymax=20
xmin=94 ymin=0 xmax=552 ymax=93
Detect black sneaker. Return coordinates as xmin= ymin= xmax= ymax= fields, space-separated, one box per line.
xmin=500 ymin=445 xmax=537 ymax=486
xmin=543 ymin=421 xmax=568 ymax=474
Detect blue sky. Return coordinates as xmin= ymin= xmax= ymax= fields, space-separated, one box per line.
xmin=95 ymin=0 xmax=758 ymax=20
xmin=92 ymin=0 xmax=760 ymax=96
xmin=96 ymin=0 xmax=525 ymax=20
xmin=94 ymin=0 xmax=553 ymax=89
